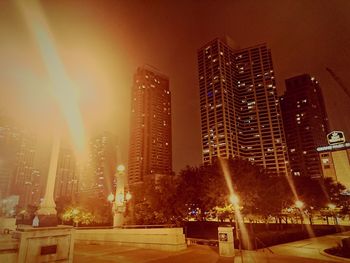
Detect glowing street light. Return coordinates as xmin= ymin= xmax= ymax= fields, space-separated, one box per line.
xmin=295 ymin=200 xmax=304 ymax=209
xmin=72 ymin=208 xmax=79 ymax=215
xmin=117 ymin=164 xmax=125 ymax=173
xmin=112 ymin=164 xmax=131 ymax=227
xmin=328 ymin=203 xmax=338 ymax=225
xmin=107 ymin=193 xmax=115 ymax=202
xmin=229 ymin=194 xmax=239 ymax=205
xmin=125 ymin=192 xmax=132 ymax=201
xmin=295 ymin=200 xmax=305 ymax=227
xmin=328 ymin=203 xmax=336 ymax=210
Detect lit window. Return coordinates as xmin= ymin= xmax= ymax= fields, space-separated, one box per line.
xmin=322 ymin=158 xmax=329 ymax=165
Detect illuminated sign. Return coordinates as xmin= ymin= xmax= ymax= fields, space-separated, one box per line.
xmin=219 ymin=233 xmax=228 ymax=242
xmin=317 ymin=142 xmax=350 ymax=152
xmin=327 ymin=131 xmax=346 ymax=145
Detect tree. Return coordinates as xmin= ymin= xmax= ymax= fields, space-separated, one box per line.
xmin=254 ymin=176 xmax=293 ymax=223
xmin=170 ymin=158 xmax=272 ymax=222
xmin=62 ymin=206 xmax=94 ymax=226
xmin=128 ymin=158 xmax=347 ymax=226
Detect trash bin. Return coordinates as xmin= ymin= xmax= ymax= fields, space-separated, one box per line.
xmin=218 ymin=226 xmax=235 ymax=257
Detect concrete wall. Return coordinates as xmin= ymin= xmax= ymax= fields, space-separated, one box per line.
xmin=332 ymin=150 xmax=350 ymax=189
xmin=14 ymin=225 xmax=75 ymax=263
xmin=0 ymin=217 xmax=16 ymax=231
xmin=0 ymin=238 xmax=18 ymax=263
xmin=75 ymin=227 xmax=187 ymax=251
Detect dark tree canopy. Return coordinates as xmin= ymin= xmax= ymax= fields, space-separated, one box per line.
xmin=129 ymin=158 xmax=348 ymax=225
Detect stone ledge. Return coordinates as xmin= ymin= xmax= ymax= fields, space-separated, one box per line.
xmin=75 ymin=228 xmax=187 ymax=251
xmin=16 ymin=225 xmax=73 ymax=232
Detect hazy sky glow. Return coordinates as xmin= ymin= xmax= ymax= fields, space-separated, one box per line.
xmin=0 ymin=0 xmax=349 ymax=171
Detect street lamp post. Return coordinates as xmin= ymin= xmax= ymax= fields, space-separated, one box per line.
xmin=328 ymin=203 xmax=337 ymax=225
xmin=110 ymin=164 xmax=131 ymax=228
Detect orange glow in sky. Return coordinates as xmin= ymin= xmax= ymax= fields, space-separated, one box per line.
xmin=15 ymin=0 xmax=87 ymax=154
xmin=1 ymin=0 xmax=131 ymax=163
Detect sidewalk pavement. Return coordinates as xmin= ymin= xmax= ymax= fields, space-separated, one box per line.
xmin=74 ymin=231 xmax=350 ymax=263
xmin=269 ymin=231 xmax=350 ymax=262
xmin=74 ymin=237 xmax=346 ymax=263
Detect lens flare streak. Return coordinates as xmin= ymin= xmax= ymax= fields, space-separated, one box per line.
xmin=15 ymin=0 xmax=86 ymax=153
xmin=219 ymin=158 xmax=252 ymax=249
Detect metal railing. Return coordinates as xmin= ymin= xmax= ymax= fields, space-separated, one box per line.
xmin=255 ymin=237 xmax=274 ymax=254
xmin=121 ymin=224 xmax=176 ymax=229
xmin=73 ymin=224 xmax=176 ymax=230
xmin=186 ymin=238 xmax=218 ymax=246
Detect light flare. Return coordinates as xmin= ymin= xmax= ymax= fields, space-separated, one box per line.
xmin=219 ymin=158 xmax=252 ymax=250
xmin=15 ymin=0 xmax=87 ymax=154
xmin=286 ymin=175 xmax=315 ymax=238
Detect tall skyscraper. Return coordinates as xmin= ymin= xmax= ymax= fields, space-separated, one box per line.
xmin=198 ymin=38 xmax=240 ymax=163
xmin=198 ymin=38 xmax=289 ymax=175
xmin=0 ymin=123 xmax=17 ymax=199
xmin=280 ymin=74 xmax=329 ymax=178
xmin=128 ymin=66 xmax=172 ymax=185
xmin=0 ymin=120 xmax=38 ymax=207
xmin=54 ymin=144 xmax=78 ymax=200
xmin=79 ymin=132 xmax=118 ymax=200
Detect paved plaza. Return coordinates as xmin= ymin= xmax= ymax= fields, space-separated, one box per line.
xmin=73 ymin=231 xmax=350 ymax=263
xmin=1 ymin=230 xmax=349 ymax=262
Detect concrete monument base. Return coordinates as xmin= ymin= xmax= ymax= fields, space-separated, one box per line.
xmin=75 ymin=227 xmax=186 ymax=251
xmin=0 ymin=217 xmax=16 ymax=232
xmin=0 ymin=235 xmax=18 ymax=263
xmin=13 ymin=225 xmax=74 ymax=263
xmin=37 ymin=214 xmax=58 ymax=227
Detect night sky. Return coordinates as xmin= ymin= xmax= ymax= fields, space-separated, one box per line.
xmin=1 ymin=0 xmax=350 ymax=172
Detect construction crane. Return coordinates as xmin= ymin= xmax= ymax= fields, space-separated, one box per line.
xmin=326 ymin=67 xmax=350 ymax=99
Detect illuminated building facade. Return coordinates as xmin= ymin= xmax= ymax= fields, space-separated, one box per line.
xmin=0 ymin=123 xmax=17 ymax=199
xmin=198 ymin=38 xmax=289 ymax=175
xmin=281 ymin=74 xmax=329 ymax=178
xmin=128 ymin=66 xmax=172 ymax=185
xmin=54 ymin=145 xmax=78 ymax=200
xmin=198 ymin=38 xmax=240 ymax=163
xmin=29 ymin=169 xmax=42 ymax=206
xmin=3 ymin=126 xmax=37 ymax=207
xmin=79 ymin=132 xmax=118 ymax=200
xmin=1 ymin=118 xmax=45 ymax=207
xmin=9 ymin=130 xmax=36 ymax=207
xmin=317 ymin=131 xmax=350 ymax=189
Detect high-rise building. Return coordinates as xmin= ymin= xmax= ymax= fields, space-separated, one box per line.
xmin=29 ymin=169 xmax=42 ymax=206
xmin=280 ymin=74 xmax=329 ymax=178
xmin=79 ymin=132 xmax=118 ymax=200
xmin=0 ymin=120 xmax=38 ymax=207
xmin=198 ymin=38 xmax=240 ymax=163
xmin=198 ymin=38 xmax=289 ymax=175
xmin=128 ymin=66 xmax=172 ymax=185
xmin=0 ymin=124 xmax=17 ymax=198
xmin=54 ymin=144 xmax=78 ymax=200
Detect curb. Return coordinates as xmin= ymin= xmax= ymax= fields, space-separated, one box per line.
xmin=319 ymin=249 xmax=350 ymax=262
